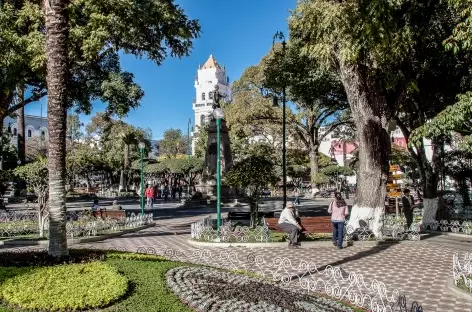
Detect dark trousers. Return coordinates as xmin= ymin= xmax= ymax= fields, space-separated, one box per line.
xmin=294 ymin=196 xmax=300 ymax=205
xmin=332 ymin=221 xmax=344 ymax=248
xmin=279 ymin=223 xmax=300 ymax=244
xmin=404 ymin=209 xmax=413 ymax=229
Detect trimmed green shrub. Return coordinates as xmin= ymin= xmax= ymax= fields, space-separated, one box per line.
xmin=1 ymin=262 xmax=128 ymax=311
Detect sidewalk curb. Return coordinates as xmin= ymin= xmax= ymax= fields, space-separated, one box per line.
xmin=446 ymin=277 xmax=472 ymax=301
xmin=0 ymin=224 xmax=154 ymax=247
xmin=186 ymin=239 xmax=417 ymax=248
xmin=424 ymin=230 xmax=472 ymax=238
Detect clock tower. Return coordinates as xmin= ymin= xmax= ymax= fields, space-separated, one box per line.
xmin=192 ymin=55 xmax=230 ymax=155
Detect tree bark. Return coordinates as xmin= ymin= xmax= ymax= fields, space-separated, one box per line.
xmin=339 ymin=64 xmax=390 ymax=236
xmin=0 ymin=115 xmax=4 ymax=170
xmin=309 ymin=148 xmax=319 ymax=180
xmin=16 ymin=85 xmax=26 ymax=164
xmin=45 ymin=0 xmax=69 ymax=257
xmin=420 ymin=139 xmax=441 ymax=224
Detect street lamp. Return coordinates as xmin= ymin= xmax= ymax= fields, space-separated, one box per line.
xmin=213 ymin=107 xmax=224 ymax=234
xmin=138 ymin=141 xmax=145 ymax=215
xmin=272 ymin=31 xmax=287 ymax=207
xmin=187 ymin=118 xmax=192 ymax=199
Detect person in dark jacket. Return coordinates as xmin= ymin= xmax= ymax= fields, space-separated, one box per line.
xmin=401 ymin=189 xmax=415 ymax=229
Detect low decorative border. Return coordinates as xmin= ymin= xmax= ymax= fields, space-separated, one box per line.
xmin=453 ymin=252 xmax=472 ymax=294
xmin=424 ymin=220 xmax=472 ymax=235
xmin=20 ymin=245 xmax=422 ymax=312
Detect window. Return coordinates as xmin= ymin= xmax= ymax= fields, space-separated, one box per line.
xmin=41 ymin=131 xmax=45 ymax=137
xmin=13 ymin=128 xmax=17 ymax=136
xmin=209 ymin=92 xmax=214 ymax=100
xmin=201 ymin=92 xmax=206 ymax=100
xmin=27 ymin=129 xmax=32 ymax=138
xmin=200 ymin=114 xmax=206 ymax=126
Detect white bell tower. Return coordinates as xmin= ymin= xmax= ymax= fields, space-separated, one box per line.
xmin=192 ymin=55 xmax=230 ymax=155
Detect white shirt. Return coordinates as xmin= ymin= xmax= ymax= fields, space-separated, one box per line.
xmin=278 ymin=208 xmax=298 ymax=226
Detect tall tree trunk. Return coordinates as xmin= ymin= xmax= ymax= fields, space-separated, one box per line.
xmin=340 ymin=64 xmax=390 ymax=236
xmin=16 ymin=85 xmax=25 ymax=164
xmin=309 ymin=147 xmax=319 ymax=179
xmin=45 ymin=0 xmax=69 ymax=257
xmin=0 ymin=115 xmax=4 ymax=170
xmin=414 ymin=138 xmax=443 ymax=224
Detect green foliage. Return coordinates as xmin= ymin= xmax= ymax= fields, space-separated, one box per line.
xmin=0 ymin=133 xmax=19 ymax=170
xmin=321 ymin=165 xmax=354 ymax=177
xmin=66 ymin=143 xmax=104 ymax=180
xmin=411 ymin=92 xmax=472 ymax=152
xmin=66 ymin=114 xmax=83 ymax=145
xmin=311 ymin=173 xmax=329 ymax=185
xmin=85 ymin=113 xmax=152 ymax=173
xmin=0 ymin=170 xmax=12 ymax=196
xmin=158 ymin=129 xmax=189 ymax=158
xmin=287 ymin=165 xmax=310 ymax=184
xmin=0 ymin=0 xmax=201 ymax=121
xmin=226 ymin=155 xmax=278 ymax=227
xmin=290 ymin=0 xmax=413 ymax=71
xmin=225 ymin=155 xmax=279 ymax=192
xmin=193 ymin=126 xmax=208 ymax=159
xmin=0 ymin=262 xmax=128 ymax=311
xmin=14 ymin=158 xmax=48 ymax=194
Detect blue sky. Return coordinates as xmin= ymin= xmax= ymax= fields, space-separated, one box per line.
xmin=25 ymin=0 xmax=296 ymax=140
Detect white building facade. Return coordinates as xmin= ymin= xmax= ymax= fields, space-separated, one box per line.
xmin=191 ymin=55 xmax=231 ymax=155
xmin=3 ymin=115 xmax=48 ymax=149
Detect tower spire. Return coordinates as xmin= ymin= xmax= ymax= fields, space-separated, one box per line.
xmin=202 ymin=54 xmax=221 ymax=69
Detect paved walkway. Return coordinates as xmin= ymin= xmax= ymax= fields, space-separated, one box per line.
xmin=73 ymin=214 xmax=471 ymax=312
xmin=2 ymin=212 xmax=471 ymax=311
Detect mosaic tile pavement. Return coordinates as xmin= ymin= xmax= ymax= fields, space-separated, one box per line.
xmin=2 ymin=214 xmax=472 ymax=312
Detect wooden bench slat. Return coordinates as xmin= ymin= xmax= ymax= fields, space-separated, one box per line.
xmin=92 ymin=210 xmax=126 ymax=219
xmin=264 ymin=217 xmax=333 ymax=234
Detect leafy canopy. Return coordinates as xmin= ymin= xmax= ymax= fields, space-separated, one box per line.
xmin=157 ymin=129 xmax=188 ymax=158
xmin=14 ymin=157 xmax=48 ymax=193
xmin=0 ymin=0 xmax=201 ymax=118
xmin=225 ymin=155 xmax=279 ymax=191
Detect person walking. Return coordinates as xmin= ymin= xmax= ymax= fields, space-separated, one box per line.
xmin=163 ymin=183 xmax=169 ymax=203
xmin=178 ymin=184 xmax=183 ymax=200
xmin=294 ymin=187 xmax=301 ymax=205
xmin=401 ymin=189 xmax=415 ymax=229
xmin=145 ymin=185 xmax=154 ymax=208
xmin=328 ymin=192 xmax=349 ymax=250
xmin=278 ymin=202 xmax=303 ymax=248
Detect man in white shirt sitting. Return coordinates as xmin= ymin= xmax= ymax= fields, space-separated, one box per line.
xmin=278 ymin=202 xmax=303 ymax=247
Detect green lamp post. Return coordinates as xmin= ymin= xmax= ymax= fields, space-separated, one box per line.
xmin=272 ymin=31 xmax=287 ymax=207
xmin=187 ymin=118 xmax=192 ymax=199
xmin=213 ymin=107 xmax=225 ymax=233
xmin=138 ymin=141 xmax=145 ymax=215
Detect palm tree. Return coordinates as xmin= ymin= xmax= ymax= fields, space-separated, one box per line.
xmin=45 ymin=0 xmax=70 ymax=257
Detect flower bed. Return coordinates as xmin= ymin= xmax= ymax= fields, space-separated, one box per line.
xmin=0 ymin=262 xmax=128 ymax=310
xmin=166 ymin=266 xmax=364 ymax=312
xmin=0 ymin=249 xmax=191 ymax=312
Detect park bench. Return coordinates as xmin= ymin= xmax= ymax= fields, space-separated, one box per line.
xmin=264 ymin=216 xmax=332 ymax=234
xmin=227 ymin=211 xmax=276 ymax=222
xmin=92 ymin=210 xmax=126 ymax=220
